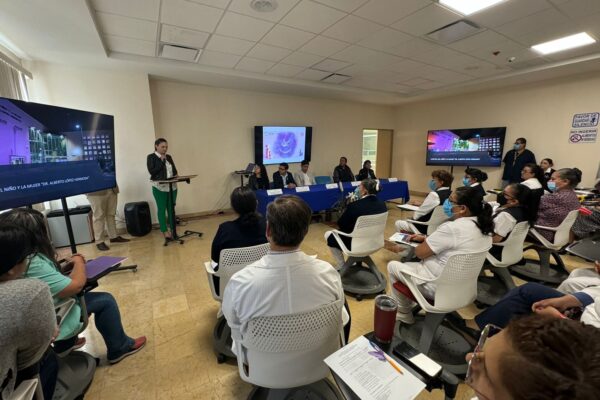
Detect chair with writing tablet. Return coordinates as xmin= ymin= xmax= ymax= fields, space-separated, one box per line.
xmin=234 ymin=300 xmax=345 ymax=400
xmin=324 ymin=212 xmax=388 ymax=301
xmin=204 ymin=243 xmax=270 ymax=363
xmin=404 ymin=205 xmax=449 ymax=235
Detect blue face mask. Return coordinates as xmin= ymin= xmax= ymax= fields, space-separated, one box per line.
xmin=428 ymin=180 xmax=437 ymax=191
xmin=547 ymin=181 xmax=557 ymax=192
xmin=462 ymin=177 xmax=471 ymax=187
xmin=353 ymin=187 xmax=361 ymax=198
xmin=514 ymin=143 xmax=521 ymax=151
xmin=443 ymin=198 xmax=454 ymax=217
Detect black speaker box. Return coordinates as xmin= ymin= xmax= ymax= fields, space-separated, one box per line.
xmin=124 ymin=202 xmax=152 ymax=236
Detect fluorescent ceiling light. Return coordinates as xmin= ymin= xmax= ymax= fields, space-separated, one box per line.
xmin=531 ymin=32 xmax=596 ymax=55
xmin=439 ymin=0 xmax=506 ymax=16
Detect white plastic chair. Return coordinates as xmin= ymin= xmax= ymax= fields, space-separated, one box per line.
xmin=393 ymin=252 xmax=488 ymax=354
xmin=8 ymin=379 xmax=39 ymax=400
xmin=324 ymin=212 xmax=388 ymax=299
xmin=235 ymin=300 xmax=345 ymax=399
xmin=511 ymin=209 xmax=579 ymax=284
xmin=405 ymin=206 xmax=449 ymax=235
xmin=477 ymin=221 xmax=530 ymax=306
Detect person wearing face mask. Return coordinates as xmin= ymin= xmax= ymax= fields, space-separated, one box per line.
xmin=327 ymin=179 xmax=387 ymax=269
xmin=147 ymin=138 xmax=178 ymax=239
xmin=464 ymin=167 xmax=488 ymax=198
xmin=540 ymin=158 xmax=555 ymax=181
xmin=535 ymin=168 xmax=582 ymax=242
xmin=501 ymin=137 xmax=536 ymax=187
xmin=395 ymin=170 xmax=453 ymax=234
xmin=465 ymin=316 xmax=600 ymax=400
xmin=387 ymin=186 xmax=493 ymax=323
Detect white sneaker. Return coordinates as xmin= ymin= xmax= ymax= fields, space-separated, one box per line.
xmin=395 ymin=311 xmax=415 ymax=324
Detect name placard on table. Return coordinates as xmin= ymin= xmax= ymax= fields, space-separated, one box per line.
xmin=266 ymin=189 xmax=283 ymax=196
xmin=326 ymin=183 xmax=339 ymax=190
xmin=351 ymin=181 xmax=361 ymax=187
xmin=296 ymin=186 xmax=310 ymax=192
xmin=388 ymin=177 xmax=398 ymax=182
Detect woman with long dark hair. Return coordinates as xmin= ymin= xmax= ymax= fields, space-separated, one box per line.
xmin=387 ymin=186 xmax=493 ymax=323
xmin=464 ymin=167 xmax=488 ymax=197
xmin=147 ymin=138 xmax=178 ymax=239
xmin=247 ymin=164 xmax=270 ymax=190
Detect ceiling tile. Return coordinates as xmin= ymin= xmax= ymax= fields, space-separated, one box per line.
xmin=401 ymin=77 xmax=431 ymax=86
xmin=235 ymin=57 xmax=276 ymax=73
xmin=247 ymin=43 xmax=293 ymax=62
xmin=267 ymin=63 xmax=305 ymax=77
xmin=495 ymin=8 xmax=571 ymax=41
xmin=299 ymin=36 xmax=349 ymax=57
xmin=161 ymin=44 xmax=199 ymax=61
xmin=281 ymin=51 xmax=324 ymax=67
xmin=312 ymin=58 xmax=351 ymax=72
xmin=96 ymin=12 xmax=157 ymax=41
xmin=333 ymin=45 xmax=403 ymax=66
xmin=353 ymin=0 xmax=429 ymax=26
xmin=261 ymin=25 xmax=315 ymax=50
xmin=408 ymin=46 xmax=464 ymax=64
xmin=392 ymin=4 xmax=461 ymax=37
xmin=104 ymin=34 xmax=155 ymax=56
xmin=198 ymin=50 xmax=242 ymax=67
xmin=280 ymin=0 xmax=346 ymax=34
xmin=387 ymin=59 xmax=428 ymax=73
xmin=337 ymin=64 xmax=401 ymax=80
xmin=227 ymin=0 xmax=301 ymax=22
xmin=322 ymin=15 xmax=383 ymax=43
xmin=91 ymin=0 xmax=160 ymax=21
xmin=296 ymin=68 xmax=332 ymax=81
xmin=161 ymin=0 xmax=224 ymax=32
xmin=387 ymin=37 xmax=443 ymax=57
xmin=215 ymin=12 xmax=274 ymax=41
xmin=414 ymin=80 xmax=446 ymax=90
xmin=469 ymin=0 xmax=551 ymax=28
xmin=160 ymin=24 xmax=210 ymax=48
xmin=448 ymin=30 xmax=507 ymax=53
xmin=188 ymin=0 xmax=231 ymax=8
xmin=343 ymin=78 xmax=396 ymax=93
xmin=554 ymin=0 xmax=600 ymax=19
xmin=358 ymin=28 xmax=412 ymax=51
xmin=312 ymin=0 xmax=369 ymax=13
xmin=205 ymin=34 xmax=255 ymax=55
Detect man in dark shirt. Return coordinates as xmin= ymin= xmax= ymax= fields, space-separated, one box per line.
xmin=502 ymin=137 xmax=536 ymax=187
xmin=333 ymin=157 xmax=354 ymax=183
xmin=272 ymin=163 xmax=296 ymax=189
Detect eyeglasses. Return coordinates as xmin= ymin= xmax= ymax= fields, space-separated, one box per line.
xmin=502 ymin=192 xmax=514 ymax=200
xmin=465 ymin=324 xmax=501 ymax=384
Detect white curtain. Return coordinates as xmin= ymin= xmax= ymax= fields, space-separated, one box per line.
xmin=0 ymin=57 xmax=28 ymax=100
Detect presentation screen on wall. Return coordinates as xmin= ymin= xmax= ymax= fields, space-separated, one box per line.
xmin=0 ymin=97 xmax=116 ymax=209
xmin=426 ymin=127 xmax=506 ymax=167
xmin=254 ymin=126 xmax=312 ymax=165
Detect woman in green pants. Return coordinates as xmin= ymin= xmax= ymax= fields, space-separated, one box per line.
xmin=147 ymin=138 xmax=178 ymax=239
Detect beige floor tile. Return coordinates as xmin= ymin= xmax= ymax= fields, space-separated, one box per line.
xmin=152 ymin=294 xmax=190 ymax=319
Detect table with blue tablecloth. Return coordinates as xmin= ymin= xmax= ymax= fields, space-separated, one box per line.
xmin=255 ymin=179 xmax=409 ymax=215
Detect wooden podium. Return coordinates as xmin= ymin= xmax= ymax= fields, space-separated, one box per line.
xmin=156 ymin=174 xmax=202 ymax=246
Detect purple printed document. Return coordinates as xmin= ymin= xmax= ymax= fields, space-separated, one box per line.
xmin=86 ymin=256 xmax=127 ymax=280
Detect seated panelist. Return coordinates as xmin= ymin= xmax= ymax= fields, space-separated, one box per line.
xmin=356 ymin=160 xmax=376 ymax=181
xmin=248 ymin=164 xmax=270 ymax=191
xmin=272 ymin=162 xmax=296 ymax=189
xmin=333 ymin=156 xmax=354 ymax=183
xmin=293 ymin=160 xmax=316 ymax=186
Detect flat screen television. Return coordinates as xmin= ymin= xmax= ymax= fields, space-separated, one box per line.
xmin=426 ymin=127 xmax=506 ymax=167
xmin=254 ymin=126 xmax=312 ymax=165
xmin=0 ymin=97 xmax=116 ymax=209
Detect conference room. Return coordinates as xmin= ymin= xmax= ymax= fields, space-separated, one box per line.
xmin=1 ymin=0 xmax=600 ymax=399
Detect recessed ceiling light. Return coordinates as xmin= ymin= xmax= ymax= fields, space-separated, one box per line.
xmin=531 ymin=32 xmax=596 ymax=55
xmin=250 ymin=0 xmax=278 ymax=12
xmin=438 ymin=0 xmax=507 ymax=16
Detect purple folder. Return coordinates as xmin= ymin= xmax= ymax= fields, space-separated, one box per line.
xmin=86 ymin=256 xmax=127 ymax=280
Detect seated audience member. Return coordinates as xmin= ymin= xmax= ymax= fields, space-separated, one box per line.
xmin=272 ymin=162 xmax=296 ymax=189
xmin=333 ymin=156 xmax=354 ymax=183
xmin=0 ymin=225 xmax=58 ymax=400
xmin=356 ymin=160 xmax=376 ymax=181
xmin=540 ymin=158 xmax=555 ymax=181
xmin=490 ymin=184 xmax=536 ymax=261
xmin=0 ymin=209 xmax=146 ymax=365
xmin=520 ymin=163 xmax=544 ymax=190
xmin=535 ymin=168 xmax=582 ymax=242
xmin=210 ymin=187 xmax=267 ymax=295
xmin=247 ymin=164 xmax=270 ymax=190
xmin=463 ymin=167 xmax=488 ymax=197
xmin=293 ymin=160 xmax=316 ymax=186
xmin=466 ymin=315 xmax=600 ymax=400
xmin=222 ymin=195 xmax=348 ymax=345
xmin=474 ymin=261 xmax=600 ymax=329
xmin=327 ymin=179 xmax=387 ymax=269
xmin=387 ymin=187 xmax=493 ymax=323
xmin=396 ymin=170 xmax=452 ymax=234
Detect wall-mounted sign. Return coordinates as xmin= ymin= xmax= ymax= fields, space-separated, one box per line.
xmin=569 ymin=112 xmax=598 ymax=144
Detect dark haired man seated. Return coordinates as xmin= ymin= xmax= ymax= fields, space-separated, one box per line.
xmin=272 ymin=163 xmax=296 ymax=189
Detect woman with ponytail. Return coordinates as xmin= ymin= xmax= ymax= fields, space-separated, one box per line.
xmin=387 ymin=186 xmax=493 ymax=324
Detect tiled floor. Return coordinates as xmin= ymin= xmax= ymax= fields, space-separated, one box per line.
xmin=74 ymin=205 xmax=589 ymax=399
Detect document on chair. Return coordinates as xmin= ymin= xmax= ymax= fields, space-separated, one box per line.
xmin=397 ymin=204 xmax=419 ymax=212
xmin=389 ymin=232 xmax=419 ymax=248
xmin=325 ymin=336 xmax=425 ymax=400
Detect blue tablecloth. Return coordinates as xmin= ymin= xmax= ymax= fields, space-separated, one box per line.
xmin=256 ymin=179 xmax=409 ymax=215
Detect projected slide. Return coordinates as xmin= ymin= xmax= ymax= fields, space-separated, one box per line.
xmin=426 ymin=127 xmax=506 ymax=167
xmin=262 ymin=126 xmax=306 ymax=164
xmin=0 ymin=97 xmax=116 ymax=209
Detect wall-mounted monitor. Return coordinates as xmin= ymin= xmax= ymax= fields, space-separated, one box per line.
xmin=426 ymin=127 xmax=506 ymax=167
xmin=0 ymin=97 xmax=116 ymax=209
xmin=254 ymin=126 xmax=312 ymax=166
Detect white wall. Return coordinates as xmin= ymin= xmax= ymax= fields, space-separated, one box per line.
xmin=149 ymin=79 xmax=395 ymax=215
xmin=393 ymin=71 xmax=600 ymax=193
xmin=26 ymin=61 xmax=157 ymax=222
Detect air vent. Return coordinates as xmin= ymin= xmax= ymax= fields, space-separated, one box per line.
xmin=426 ymin=20 xmax=481 ymax=44
xmin=320 ymin=73 xmax=351 ymax=84
xmin=160 ymin=44 xmax=200 ymax=62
